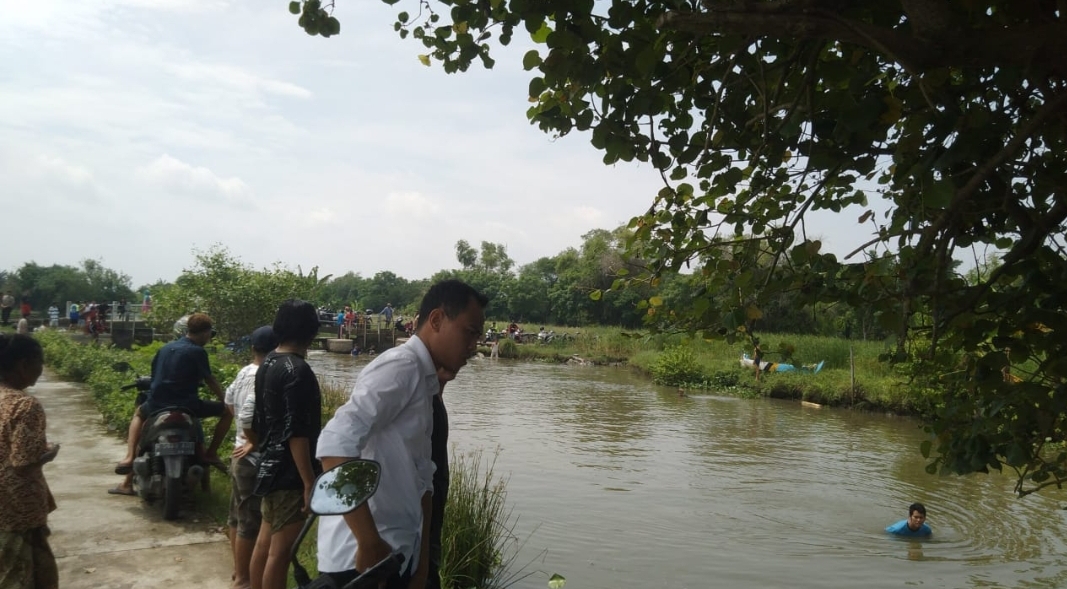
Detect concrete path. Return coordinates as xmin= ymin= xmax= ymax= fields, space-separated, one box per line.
xmin=34 ymin=371 xmax=233 ymax=589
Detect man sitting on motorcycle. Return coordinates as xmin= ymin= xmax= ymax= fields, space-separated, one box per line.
xmin=114 ymin=313 xmax=232 ymax=477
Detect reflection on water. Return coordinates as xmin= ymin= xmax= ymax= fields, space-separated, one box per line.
xmin=309 ymin=351 xmax=1067 ymax=589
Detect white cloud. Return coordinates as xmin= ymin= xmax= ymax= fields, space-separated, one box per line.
xmin=167 ymin=62 xmax=313 ymax=100
xmin=383 ymin=191 xmax=441 ymax=218
xmin=136 ymin=154 xmax=252 ymax=204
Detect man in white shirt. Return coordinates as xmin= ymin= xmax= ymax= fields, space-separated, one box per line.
xmin=316 ymin=280 xmax=487 ymax=589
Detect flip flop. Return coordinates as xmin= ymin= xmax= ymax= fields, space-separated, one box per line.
xmin=107 ymin=487 xmax=136 ymax=496
xmin=114 ymin=463 xmax=133 ymax=475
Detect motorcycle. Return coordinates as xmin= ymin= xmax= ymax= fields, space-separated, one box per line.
xmin=122 ymin=376 xmax=211 ymax=520
xmin=290 ymin=459 xmax=406 ymax=589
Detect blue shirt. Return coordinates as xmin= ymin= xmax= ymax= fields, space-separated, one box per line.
xmin=147 ymin=337 xmax=212 ymax=409
xmin=886 ymin=519 xmax=932 ymax=537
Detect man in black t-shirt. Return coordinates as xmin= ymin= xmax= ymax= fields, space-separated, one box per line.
xmin=246 ymin=300 xmax=322 ymax=589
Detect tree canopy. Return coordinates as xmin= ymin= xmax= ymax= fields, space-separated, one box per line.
xmin=290 ymin=0 xmax=1067 ymax=496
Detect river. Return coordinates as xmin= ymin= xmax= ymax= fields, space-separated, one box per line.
xmin=309 ymin=351 xmax=1067 ymax=589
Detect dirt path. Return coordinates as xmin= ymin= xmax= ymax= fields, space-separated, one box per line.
xmin=35 ymin=371 xmax=234 ymax=589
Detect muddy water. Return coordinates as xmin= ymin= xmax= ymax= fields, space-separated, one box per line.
xmin=310 ymin=352 xmax=1067 ymax=589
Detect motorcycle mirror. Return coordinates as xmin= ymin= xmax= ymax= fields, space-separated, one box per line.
xmin=309 ymin=460 xmax=381 ymax=516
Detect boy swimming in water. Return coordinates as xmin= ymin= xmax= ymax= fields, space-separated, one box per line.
xmin=886 ymin=502 xmax=932 ymax=537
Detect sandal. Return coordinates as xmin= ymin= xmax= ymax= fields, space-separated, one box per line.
xmin=114 ymin=462 xmax=133 ymax=475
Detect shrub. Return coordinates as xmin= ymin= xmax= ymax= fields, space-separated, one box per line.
xmin=649 ymin=346 xmax=704 ymax=387
xmin=496 ymin=338 xmax=519 ymax=359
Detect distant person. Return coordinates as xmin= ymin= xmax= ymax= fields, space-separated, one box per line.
xmin=380 ymin=303 xmax=394 ymax=326
xmin=16 ymin=315 xmax=29 ymax=335
xmin=228 ymin=326 xmax=278 ymax=589
xmin=336 ymin=309 xmax=345 ymax=339
xmin=490 ymin=339 xmax=499 ymax=359
xmin=19 ymin=299 xmax=31 ymax=320
xmin=68 ymin=303 xmax=80 ymax=331
xmin=0 ymin=291 xmax=13 ymax=326
xmin=141 ymin=291 xmax=152 ymax=315
xmin=886 ymin=503 xmax=932 ymax=537
xmin=117 ymin=298 xmax=128 ymax=321
xmin=0 ymin=333 xmax=60 ymax=589
xmin=47 ymin=304 xmax=59 ymax=328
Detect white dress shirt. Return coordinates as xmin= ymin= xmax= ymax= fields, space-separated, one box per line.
xmin=316 ymin=335 xmax=438 ymax=574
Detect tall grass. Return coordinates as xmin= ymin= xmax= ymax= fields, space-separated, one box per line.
xmin=441 ymin=449 xmax=519 ymax=589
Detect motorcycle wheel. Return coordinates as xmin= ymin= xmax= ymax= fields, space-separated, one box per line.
xmin=163 ymin=475 xmax=181 ymax=520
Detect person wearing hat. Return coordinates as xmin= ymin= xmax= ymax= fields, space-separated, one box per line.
xmin=227 ymin=325 xmax=278 ymax=589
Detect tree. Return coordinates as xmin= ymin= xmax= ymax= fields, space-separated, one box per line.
xmin=12 ymin=260 xmax=135 ymax=311
xmin=290 ymin=1 xmax=1067 ymax=496
xmin=455 ymin=240 xmax=478 ymax=270
xmin=150 ymin=246 xmax=327 ymax=342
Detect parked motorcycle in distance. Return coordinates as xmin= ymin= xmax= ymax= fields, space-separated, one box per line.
xmin=122 ymin=376 xmax=211 ymax=520
xmin=290 ymin=460 xmax=405 ymax=589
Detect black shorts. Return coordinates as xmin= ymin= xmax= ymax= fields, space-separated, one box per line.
xmin=140 ymin=398 xmax=227 ymax=419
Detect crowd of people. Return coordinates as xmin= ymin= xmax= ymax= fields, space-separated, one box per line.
xmin=99 ymin=279 xmax=486 ymax=589
xmin=0 ymin=278 xmax=931 ymax=589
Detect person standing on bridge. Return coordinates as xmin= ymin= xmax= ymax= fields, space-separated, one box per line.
xmin=0 ymin=334 xmax=61 ymax=589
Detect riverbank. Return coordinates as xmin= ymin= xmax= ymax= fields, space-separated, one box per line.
xmin=479 ymin=326 xmax=925 ymax=415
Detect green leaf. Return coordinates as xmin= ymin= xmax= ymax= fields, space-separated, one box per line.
xmin=522 ymin=50 xmax=541 ymax=71
xmin=417 ymin=54 xmax=431 ymax=67
xmin=548 ymin=574 xmax=567 ymax=589
xmin=923 ymin=179 xmax=954 ymax=209
xmin=289 ymin=1 xmax=301 ymax=15
xmin=649 ymin=296 xmax=664 ymax=307
xmin=528 ymin=77 xmax=546 ymax=97
xmin=531 ymin=22 xmax=552 ymax=44
xmin=589 ymin=290 xmax=602 ymax=301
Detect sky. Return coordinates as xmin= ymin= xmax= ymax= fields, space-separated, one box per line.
xmin=1 ymin=0 xmax=880 ymax=288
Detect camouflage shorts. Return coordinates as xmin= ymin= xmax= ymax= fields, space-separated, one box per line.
xmin=0 ymin=526 xmax=58 ymax=589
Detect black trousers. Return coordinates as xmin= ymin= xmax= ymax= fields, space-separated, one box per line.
xmin=0 ymin=307 xmax=11 ymax=325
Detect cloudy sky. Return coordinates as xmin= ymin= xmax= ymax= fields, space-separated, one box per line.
xmin=2 ymin=0 xmax=876 ymax=288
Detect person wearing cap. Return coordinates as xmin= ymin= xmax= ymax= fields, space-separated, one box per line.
xmin=112 ymin=313 xmax=232 ymax=480
xmin=226 ymin=325 xmax=278 ymax=589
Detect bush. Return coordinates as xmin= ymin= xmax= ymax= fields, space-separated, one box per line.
xmin=649 ymin=346 xmax=704 ymax=387
xmin=496 ymin=338 xmax=519 ymax=359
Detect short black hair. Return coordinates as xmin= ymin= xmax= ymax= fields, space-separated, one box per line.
xmin=416 ymin=280 xmax=488 ymax=329
xmin=0 ymin=334 xmax=43 ymax=374
xmin=909 ymin=503 xmax=926 ymax=517
xmin=272 ymin=299 xmax=320 ymax=346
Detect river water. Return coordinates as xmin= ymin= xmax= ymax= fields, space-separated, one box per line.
xmin=309 ymin=351 xmax=1067 ymax=589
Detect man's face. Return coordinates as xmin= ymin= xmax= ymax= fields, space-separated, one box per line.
xmin=428 ymin=299 xmax=485 ymax=374
xmin=907 ymin=510 xmax=926 ymax=531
